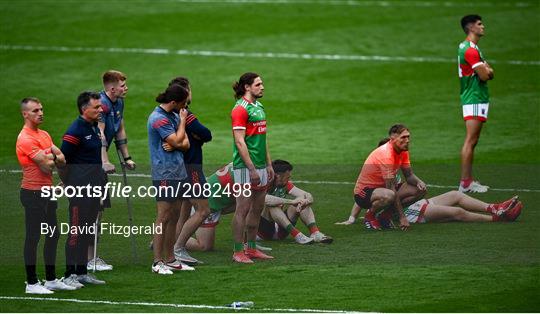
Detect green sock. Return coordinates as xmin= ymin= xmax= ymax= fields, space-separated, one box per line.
xmin=233 ymin=242 xmax=244 ymax=252
xmin=247 ymin=240 xmax=257 ymax=249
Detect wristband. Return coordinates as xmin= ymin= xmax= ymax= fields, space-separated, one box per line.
xmin=124 ymin=156 xmax=132 ymax=162
xmin=115 ymin=138 xmax=128 ymax=146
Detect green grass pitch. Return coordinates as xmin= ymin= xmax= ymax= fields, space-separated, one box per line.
xmin=0 ymin=0 xmax=539 ymax=312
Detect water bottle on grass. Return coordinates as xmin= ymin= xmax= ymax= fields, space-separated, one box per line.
xmin=228 ymin=301 xmax=254 ymax=309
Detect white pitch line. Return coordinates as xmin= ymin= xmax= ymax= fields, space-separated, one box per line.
xmin=173 ymin=0 xmax=533 ymax=8
xmin=1 ymin=45 xmax=538 ymax=65
xmin=0 ymin=296 xmax=372 ymax=313
xmin=1 ymin=169 xmax=538 ymax=193
xmin=294 ymin=180 xmax=540 ymax=193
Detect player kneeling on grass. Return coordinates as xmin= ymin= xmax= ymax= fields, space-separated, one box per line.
xmin=354 ymin=125 xmax=427 ymax=231
xmin=402 ymin=191 xmax=522 ymax=224
xmin=184 ymin=163 xmax=271 ymax=252
xmin=258 ymin=160 xmax=333 ymax=244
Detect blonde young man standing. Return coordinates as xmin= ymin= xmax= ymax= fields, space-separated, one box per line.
xmin=88 ymin=70 xmax=135 ymax=271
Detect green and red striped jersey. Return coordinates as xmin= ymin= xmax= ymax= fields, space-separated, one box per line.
xmin=231 ymin=97 xmax=267 ymax=169
xmin=458 ymin=40 xmax=490 ymax=105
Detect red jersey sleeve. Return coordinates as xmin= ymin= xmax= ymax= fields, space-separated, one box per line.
xmin=286 ymin=181 xmax=295 ymax=192
xmin=464 ymin=47 xmax=483 ymax=68
xmin=231 ymin=106 xmax=248 ymax=130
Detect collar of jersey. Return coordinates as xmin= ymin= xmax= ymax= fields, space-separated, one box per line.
xmin=242 ymin=96 xmax=259 ymax=106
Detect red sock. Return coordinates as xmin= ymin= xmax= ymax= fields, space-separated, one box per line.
xmin=308 ymin=223 xmax=319 ymax=234
xmin=365 ymin=209 xmax=376 ymax=219
xmin=461 ymin=178 xmax=473 ymax=188
xmin=286 ymin=224 xmax=300 ymax=237
xmin=485 ymin=204 xmax=497 ymax=214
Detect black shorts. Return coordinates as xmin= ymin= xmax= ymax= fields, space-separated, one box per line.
xmin=257 ymin=216 xmax=291 ymax=240
xmin=152 ymin=179 xmax=188 ymax=202
xmin=354 ymin=187 xmax=377 ymax=209
xmin=185 ymin=165 xmax=208 ymax=200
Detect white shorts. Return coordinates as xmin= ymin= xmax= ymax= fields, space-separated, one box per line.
xmin=463 ymin=103 xmax=489 ymax=122
xmin=200 ymin=211 xmax=221 ymax=228
xmin=189 ymin=206 xmax=221 ymax=228
xmin=233 ymin=167 xmax=268 ymax=191
xmin=403 ymin=199 xmax=429 ymax=224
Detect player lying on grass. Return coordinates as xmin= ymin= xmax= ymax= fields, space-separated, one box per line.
xmin=258 ymin=160 xmax=332 ymax=244
xmin=393 ymin=191 xmax=522 ymax=224
xmin=338 ymin=191 xmax=522 ymax=226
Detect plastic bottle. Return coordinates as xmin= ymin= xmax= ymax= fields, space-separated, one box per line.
xmin=228 ymin=301 xmax=254 ymax=309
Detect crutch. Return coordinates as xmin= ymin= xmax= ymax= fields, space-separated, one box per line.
xmin=116 ymin=148 xmax=138 ymax=263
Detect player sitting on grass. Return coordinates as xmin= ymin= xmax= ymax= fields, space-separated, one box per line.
xmin=402 ymin=191 xmax=522 ymax=224
xmin=258 ymin=160 xmax=333 ymax=244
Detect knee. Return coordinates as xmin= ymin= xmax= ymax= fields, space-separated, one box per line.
xmin=454 ymin=209 xmax=468 ymax=221
xmin=246 ymin=222 xmax=258 ymax=230
xmin=465 ymin=135 xmax=480 ymax=148
xmin=198 ymin=206 xmax=211 ymax=219
xmin=156 ymin=212 xmax=171 ymax=224
xmin=381 ymin=190 xmax=396 ymax=205
xmin=416 ymin=187 xmax=427 ymax=199
xmin=25 ymin=230 xmax=41 ymax=245
xmin=449 ymin=190 xmax=463 ymax=199
xmin=200 ymin=242 xmax=214 ymax=251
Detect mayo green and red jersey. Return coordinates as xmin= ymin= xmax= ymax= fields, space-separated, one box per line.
xmin=231 ymin=97 xmax=267 ymax=169
xmin=458 ymin=40 xmax=489 ymax=105
xmin=207 ymin=163 xmax=235 ymax=212
xmin=268 ymin=181 xmax=295 ymax=199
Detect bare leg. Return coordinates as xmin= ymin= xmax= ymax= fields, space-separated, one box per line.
xmin=245 ymin=190 xmax=266 ymax=243
xmin=187 ymin=204 xmax=235 ymax=252
xmin=174 ymin=201 xmax=191 ymax=241
xmin=186 ymin=227 xmax=215 ymax=251
xmin=461 ymin=119 xmax=483 ymax=181
xmin=153 ymin=201 xmax=175 ymax=262
xmin=175 ymin=198 xmax=210 ymax=249
xmin=232 ymin=195 xmax=252 ymax=244
xmin=298 ymin=207 xmax=316 ymax=226
xmin=397 ymin=182 xmax=426 ymax=207
xmin=428 ymin=191 xmax=488 ymax=212
xmin=424 ymin=204 xmax=492 ymax=223
xmin=268 ymin=206 xmax=295 ymax=229
xmin=163 ymin=200 xmax=180 ymax=262
xmin=370 ymin=188 xmax=395 ymax=212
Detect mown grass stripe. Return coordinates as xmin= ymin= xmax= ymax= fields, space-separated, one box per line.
xmin=1 ymin=45 xmax=538 ymax=65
